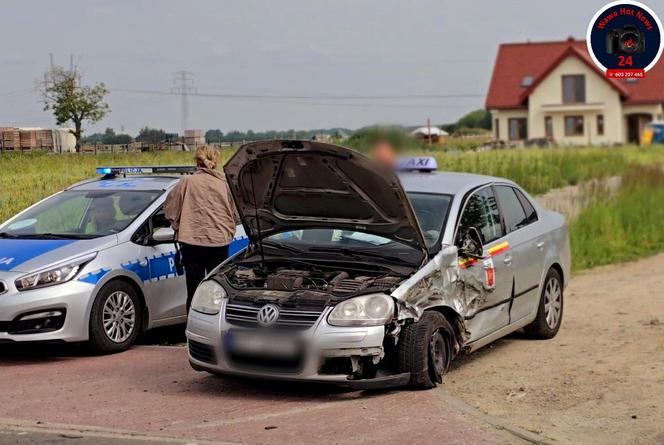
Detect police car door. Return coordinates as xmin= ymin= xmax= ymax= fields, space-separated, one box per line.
xmin=139 ymin=207 xmax=187 ymax=320
xmin=456 ymin=186 xmax=512 ymax=341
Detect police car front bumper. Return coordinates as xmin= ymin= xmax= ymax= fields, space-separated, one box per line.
xmin=186 ymin=303 xmax=410 ymax=388
xmin=0 ymin=272 xmax=92 ymax=343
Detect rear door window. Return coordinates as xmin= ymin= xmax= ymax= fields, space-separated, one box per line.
xmin=495 ymin=186 xmax=529 ymax=232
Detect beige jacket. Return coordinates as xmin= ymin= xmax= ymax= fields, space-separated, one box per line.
xmin=164 ymin=168 xmax=239 ymax=247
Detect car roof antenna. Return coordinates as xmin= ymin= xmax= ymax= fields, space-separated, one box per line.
xmin=249 ymin=168 xmax=267 ymax=273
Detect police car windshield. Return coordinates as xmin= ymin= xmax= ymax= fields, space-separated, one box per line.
xmin=0 ymin=190 xmax=161 ymax=239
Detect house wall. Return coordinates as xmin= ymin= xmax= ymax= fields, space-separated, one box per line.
xmin=528 ymin=56 xmax=623 ymax=146
xmin=489 ymin=109 xmax=529 ymax=142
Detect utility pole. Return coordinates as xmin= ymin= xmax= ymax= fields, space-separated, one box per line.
xmin=426 ymin=118 xmax=432 ymax=146
xmin=171 ymin=71 xmax=197 ymax=137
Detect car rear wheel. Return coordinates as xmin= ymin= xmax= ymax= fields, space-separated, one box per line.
xmin=397 ymin=311 xmax=455 ymax=389
xmin=88 ymin=281 xmax=142 ymax=354
xmin=524 ymin=268 xmax=563 ymax=339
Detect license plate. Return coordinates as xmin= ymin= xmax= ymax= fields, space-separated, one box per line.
xmin=224 ymin=330 xmax=301 ymax=359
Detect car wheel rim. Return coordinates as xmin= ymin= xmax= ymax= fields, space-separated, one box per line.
xmin=429 ymin=330 xmax=446 ymax=379
xmin=102 ymin=291 xmax=136 ymax=343
xmin=544 ymin=277 xmax=562 ymax=329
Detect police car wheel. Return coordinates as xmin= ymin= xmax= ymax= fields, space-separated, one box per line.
xmin=397 ymin=311 xmax=454 ymax=389
xmin=88 ymin=281 xmax=142 ymax=354
xmin=524 ymin=268 xmax=563 ymax=339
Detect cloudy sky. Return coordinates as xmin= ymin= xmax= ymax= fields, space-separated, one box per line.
xmin=0 ymin=0 xmax=620 ymax=134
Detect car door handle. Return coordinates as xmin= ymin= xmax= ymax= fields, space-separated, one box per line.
xmin=503 ymin=255 xmax=513 ymax=266
xmin=536 ymin=241 xmax=545 ymax=250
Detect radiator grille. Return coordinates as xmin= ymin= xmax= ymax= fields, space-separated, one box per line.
xmin=225 ymin=302 xmax=323 ymax=330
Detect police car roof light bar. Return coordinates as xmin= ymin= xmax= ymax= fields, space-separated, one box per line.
xmin=96 ymin=165 xmax=197 ymax=178
xmin=396 ymin=156 xmax=438 ymax=173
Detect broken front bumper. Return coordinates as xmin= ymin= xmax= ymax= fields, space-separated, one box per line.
xmin=186 ymin=303 xmax=409 ymax=388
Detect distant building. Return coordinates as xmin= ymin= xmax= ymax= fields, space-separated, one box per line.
xmin=410 ymin=126 xmax=448 ymax=143
xmin=486 ymin=38 xmax=664 ymax=145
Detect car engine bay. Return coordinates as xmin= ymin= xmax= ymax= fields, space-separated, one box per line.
xmin=224 ymin=262 xmax=403 ymax=296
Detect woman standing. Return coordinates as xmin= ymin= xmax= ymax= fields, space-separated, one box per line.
xmin=165 ymin=146 xmax=238 ymax=311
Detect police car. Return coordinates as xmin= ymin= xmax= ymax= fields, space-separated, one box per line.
xmin=0 ymin=166 xmax=247 ymax=353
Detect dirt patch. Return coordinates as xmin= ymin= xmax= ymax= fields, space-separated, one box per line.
xmin=444 ymin=253 xmax=664 ymax=445
xmin=535 ymin=176 xmax=622 ymax=221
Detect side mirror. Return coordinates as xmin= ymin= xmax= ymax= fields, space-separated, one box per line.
xmin=151 ymin=227 xmax=175 ymax=245
xmin=459 ymin=227 xmax=483 ymax=258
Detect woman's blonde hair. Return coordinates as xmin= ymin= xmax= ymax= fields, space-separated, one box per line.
xmin=194 ymin=145 xmax=219 ymax=170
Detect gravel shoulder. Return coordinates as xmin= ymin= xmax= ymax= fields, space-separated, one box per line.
xmin=444 ymin=253 xmax=664 ymax=445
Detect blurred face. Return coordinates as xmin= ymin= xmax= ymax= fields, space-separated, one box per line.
xmin=370 ymin=140 xmax=397 ymax=168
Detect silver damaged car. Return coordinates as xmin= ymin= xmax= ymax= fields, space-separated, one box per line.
xmin=186 ymin=140 xmax=571 ymax=389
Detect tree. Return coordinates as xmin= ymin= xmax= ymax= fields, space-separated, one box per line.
xmin=40 ymin=66 xmax=110 ymax=152
xmin=136 ymin=127 xmax=167 ymax=143
xmin=456 ymin=109 xmax=492 ymax=130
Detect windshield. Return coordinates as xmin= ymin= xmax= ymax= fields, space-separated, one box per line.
xmin=263 ymin=192 xmax=452 ymax=262
xmin=266 ymin=229 xmax=424 ymax=265
xmin=407 ymin=192 xmax=453 ymax=247
xmin=0 ymin=190 xmax=161 ymax=239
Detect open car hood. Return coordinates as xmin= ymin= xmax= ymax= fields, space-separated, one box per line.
xmin=224 ymin=140 xmax=427 ymax=252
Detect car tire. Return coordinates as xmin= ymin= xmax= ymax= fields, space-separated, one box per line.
xmin=524 ymin=268 xmax=563 ymax=339
xmin=88 ymin=280 xmax=142 ymax=354
xmin=397 ymin=311 xmax=455 ymax=389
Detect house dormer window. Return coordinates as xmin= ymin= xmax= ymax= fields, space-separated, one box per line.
xmin=562 ymin=75 xmax=586 ymax=103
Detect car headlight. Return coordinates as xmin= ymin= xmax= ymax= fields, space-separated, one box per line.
xmin=327 ymin=293 xmax=395 ymax=327
xmin=15 ymin=254 xmax=96 ymax=291
xmin=191 ymin=280 xmax=226 ymax=315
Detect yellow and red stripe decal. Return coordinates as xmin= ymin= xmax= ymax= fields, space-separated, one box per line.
xmin=458 ymin=241 xmax=510 ymax=269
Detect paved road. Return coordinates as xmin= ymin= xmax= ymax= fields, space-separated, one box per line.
xmin=0 ymin=344 xmax=523 ymax=445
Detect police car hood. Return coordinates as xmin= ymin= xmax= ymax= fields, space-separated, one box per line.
xmin=0 ymin=236 xmax=116 ymax=273
xmin=224 ymin=140 xmax=427 ymax=251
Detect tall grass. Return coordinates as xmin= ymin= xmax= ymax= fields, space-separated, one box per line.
xmin=1 ymin=146 xmax=664 ymax=226
xmin=570 ymin=164 xmax=664 ymax=270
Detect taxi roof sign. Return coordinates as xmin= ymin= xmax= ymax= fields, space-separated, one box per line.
xmin=396 ymin=156 xmax=438 ymax=172
xmin=96 ymin=165 xmax=196 ymax=178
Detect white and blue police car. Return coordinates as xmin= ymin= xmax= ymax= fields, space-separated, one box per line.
xmin=0 ymin=166 xmax=247 ymax=353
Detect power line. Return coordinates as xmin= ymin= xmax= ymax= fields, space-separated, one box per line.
xmin=112 ymin=87 xmax=484 ymax=100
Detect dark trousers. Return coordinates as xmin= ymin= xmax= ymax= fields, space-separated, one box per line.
xmin=179 ymin=243 xmax=229 ymax=312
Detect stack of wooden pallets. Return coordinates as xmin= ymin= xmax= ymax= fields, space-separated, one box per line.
xmin=0 ymin=128 xmax=20 ymax=151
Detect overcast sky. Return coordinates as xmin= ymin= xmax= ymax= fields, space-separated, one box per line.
xmin=0 ymin=0 xmax=621 ymax=134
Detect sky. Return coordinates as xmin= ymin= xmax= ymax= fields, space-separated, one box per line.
xmin=0 ymin=0 xmax=621 ymax=134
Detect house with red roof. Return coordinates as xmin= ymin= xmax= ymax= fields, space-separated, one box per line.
xmin=486 ymin=37 xmax=664 ymax=146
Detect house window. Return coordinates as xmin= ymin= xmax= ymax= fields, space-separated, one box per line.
xmin=565 ymin=116 xmax=584 ymax=136
xmin=508 ymin=118 xmax=527 ymax=141
xmin=545 ymin=116 xmax=553 ymax=139
xmin=495 ymin=118 xmax=500 ymax=139
xmin=562 ymin=75 xmax=586 ymax=103
xmin=597 ymin=115 xmax=605 ymax=136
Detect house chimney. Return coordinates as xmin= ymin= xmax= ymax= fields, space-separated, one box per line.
xmin=567 ymin=36 xmax=575 ymax=43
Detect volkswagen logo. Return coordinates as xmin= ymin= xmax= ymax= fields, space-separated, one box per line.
xmin=256 ymin=304 xmax=280 ymax=327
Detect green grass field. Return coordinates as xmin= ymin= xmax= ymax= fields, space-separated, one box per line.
xmin=570 ymin=164 xmax=664 ymax=270
xmin=1 ymin=146 xmax=663 ymax=271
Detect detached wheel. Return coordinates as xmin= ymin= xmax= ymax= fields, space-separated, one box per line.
xmin=397 ymin=311 xmax=455 ymax=389
xmin=88 ymin=281 xmax=142 ymax=354
xmin=524 ymin=268 xmax=563 ymax=339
